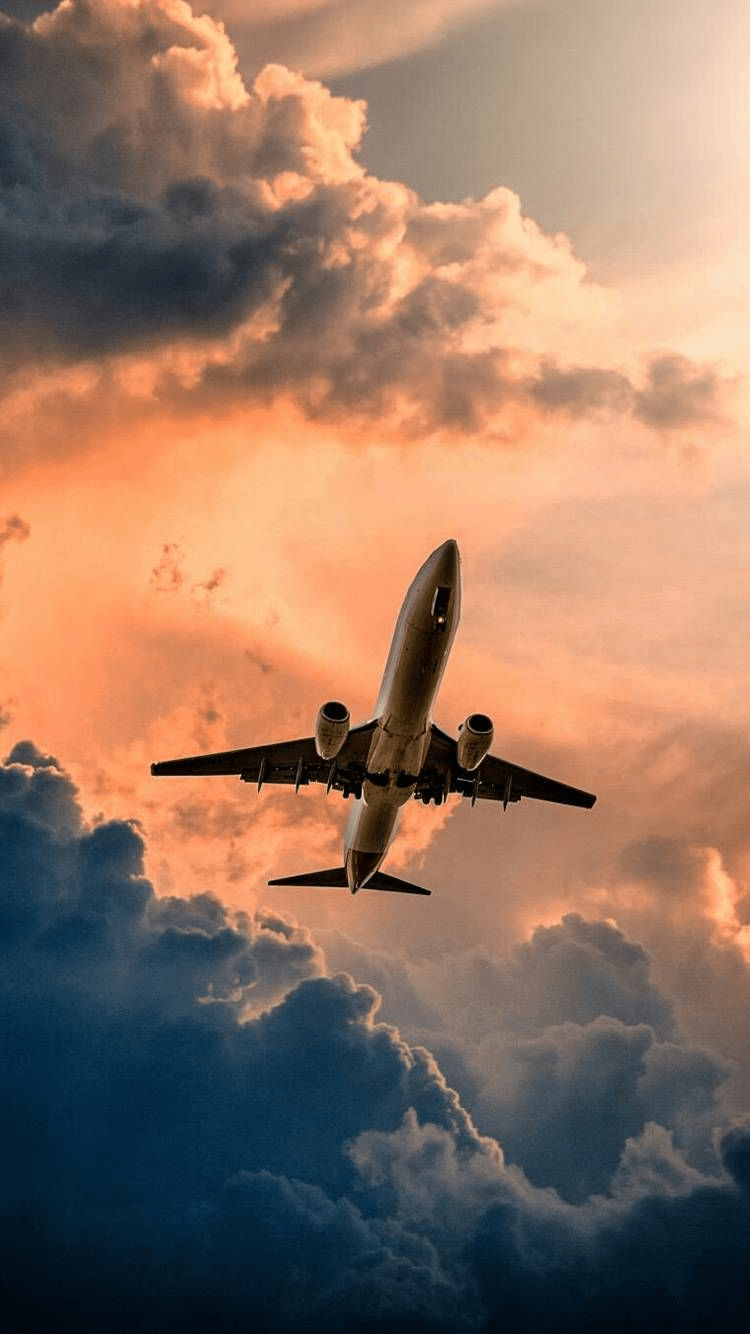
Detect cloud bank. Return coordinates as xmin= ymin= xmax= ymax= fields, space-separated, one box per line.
xmin=0 ymin=0 xmax=731 ymax=471
xmin=3 ymin=740 xmax=750 ymax=1331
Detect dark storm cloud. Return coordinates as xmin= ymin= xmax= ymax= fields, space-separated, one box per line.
xmin=4 ymin=741 xmax=750 ymax=1330
xmin=0 ymin=741 xmax=478 ymax=1329
xmin=476 ymin=1017 xmax=732 ymax=1202
xmin=469 ymin=1125 xmax=750 ymax=1334
xmin=0 ymin=1 xmax=733 ymax=451
xmin=412 ymin=913 xmax=678 ymax=1042
xmin=334 ymin=914 xmax=733 ymax=1205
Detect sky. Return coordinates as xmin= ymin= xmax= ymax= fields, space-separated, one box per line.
xmin=2 ymin=0 xmax=750 ymax=1328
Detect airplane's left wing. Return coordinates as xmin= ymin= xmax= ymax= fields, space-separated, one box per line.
xmin=151 ymin=721 xmax=377 ymax=795
xmin=420 ymin=725 xmax=596 ymax=809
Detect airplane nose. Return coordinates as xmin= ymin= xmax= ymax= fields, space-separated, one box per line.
xmin=432 ymin=538 xmax=460 ymax=585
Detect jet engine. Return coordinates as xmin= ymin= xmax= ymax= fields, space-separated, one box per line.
xmin=315 ymin=701 xmax=350 ymax=759
xmin=456 ymin=713 xmax=494 ymax=771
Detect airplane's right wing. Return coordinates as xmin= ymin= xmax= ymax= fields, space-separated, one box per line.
xmin=421 ymin=725 xmax=596 ymax=809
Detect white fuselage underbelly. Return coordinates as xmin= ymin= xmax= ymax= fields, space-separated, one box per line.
xmin=343 ymin=540 xmax=461 ymax=892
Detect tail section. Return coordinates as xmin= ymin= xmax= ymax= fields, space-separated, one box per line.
xmin=268 ymin=866 xmax=431 ymax=896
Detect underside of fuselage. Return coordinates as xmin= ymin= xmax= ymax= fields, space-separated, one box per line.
xmin=343 ymin=539 xmax=461 ymax=890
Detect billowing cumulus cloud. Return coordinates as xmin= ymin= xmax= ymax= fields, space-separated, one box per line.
xmin=4 ymin=740 xmax=750 ymax=1331
xmin=329 ymin=913 xmax=735 ymax=1203
xmin=0 ymin=0 xmax=732 ymax=471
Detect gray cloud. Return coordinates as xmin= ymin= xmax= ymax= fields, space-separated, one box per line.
xmin=634 ymin=354 xmax=730 ymax=431
xmin=329 ymin=913 xmax=735 ymax=1203
xmin=529 ymin=355 xmax=729 ymax=430
xmin=476 ymin=1017 xmax=732 ymax=1202
xmin=3 ymin=739 xmax=750 ymax=1330
xmin=503 ymin=913 xmax=678 ymax=1037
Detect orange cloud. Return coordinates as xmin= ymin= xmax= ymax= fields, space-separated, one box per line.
xmin=0 ymin=0 xmax=733 ymax=473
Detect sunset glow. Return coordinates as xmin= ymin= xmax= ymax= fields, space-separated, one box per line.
xmin=3 ymin=1 xmax=750 ymax=1328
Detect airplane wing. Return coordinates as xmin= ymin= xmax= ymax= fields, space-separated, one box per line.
xmin=420 ymin=725 xmax=596 ymax=809
xmin=151 ymin=721 xmax=378 ymax=795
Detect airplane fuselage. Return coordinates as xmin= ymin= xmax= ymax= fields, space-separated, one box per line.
xmin=344 ymin=539 xmax=461 ymax=892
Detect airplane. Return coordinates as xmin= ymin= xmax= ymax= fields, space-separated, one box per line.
xmin=151 ymin=540 xmax=595 ymax=896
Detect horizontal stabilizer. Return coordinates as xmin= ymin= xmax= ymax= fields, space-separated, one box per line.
xmin=269 ymin=866 xmax=349 ymax=888
xmin=268 ymin=866 xmax=431 ymax=896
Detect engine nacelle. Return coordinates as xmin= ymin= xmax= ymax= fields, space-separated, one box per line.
xmin=315 ymin=701 xmax=350 ymax=760
xmin=456 ymin=713 xmax=494 ymax=771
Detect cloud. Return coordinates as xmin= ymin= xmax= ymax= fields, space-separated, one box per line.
xmin=150 ymin=540 xmax=228 ymax=607
xmin=634 ymin=354 xmax=732 ymax=431
xmin=4 ymin=741 xmax=750 ymax=1329
xmin=332 ymin=913 xmax=735 ymax=1202
xmin=0 ymin=740 xmax=481 ymax=1327
xmin=468 ymin=1121 xmax=750 ymax=1334
xmin=529 ymin=354 xmax=730 ymax=430
xmin=0 ymin=513 xmax=30 ymax=589
xmin=475 ymin=1017 xmax=732 ymax=1202
xmin=192 ymin=565 xmax=228 ymax=603
xmin=0 ymin=0 xmax=732 ymax=470
xmin=150 ymin=540 xmax=186 ymax=592
xmin=497 ymin=913 xmax=678 ymax=1036
xmin=0 ymin=513 xmax=30 ymax=546
xmin=0 ymin=2 xmax=539 ymax=80
xmin=205 ymin=0 xmax=528 ymax=79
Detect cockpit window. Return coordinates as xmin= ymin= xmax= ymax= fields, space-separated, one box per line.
xmin=432 ymin=586 xmax=451 ymax=627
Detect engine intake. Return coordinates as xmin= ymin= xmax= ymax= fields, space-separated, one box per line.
xmin=315 ymin=701 xmax=350 ymax=760
xmin=456 ymin=713 xmax=494 ymax=771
